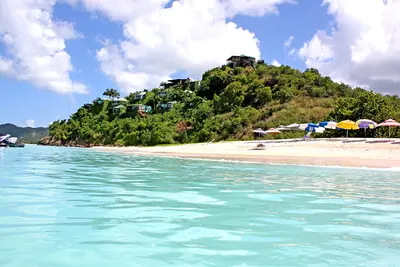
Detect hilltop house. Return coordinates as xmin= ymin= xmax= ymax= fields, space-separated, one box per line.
xmin=158 ymin=101 xmax=177 ymax=110
xmin=164 ymin=78 xmax=197 ymax=90
xmin=226 ymin=55 xmax=256 ymax=68
xmin=127 ymin=104 xmax=153 ymax=117
xmin=93 ymin=97 xmax=128 ymax=105
xmin=164 ymin=78 xmax=189 ymax=88
xmin=114 ymin=98 xmax=128 ymax=103
xmin=134 ymin=92 xmax=147 ymax=100
xmin=83 ymin=104 xmax=92 ymax=110
xmin=112 ymin=104 xmax=125 ymax=112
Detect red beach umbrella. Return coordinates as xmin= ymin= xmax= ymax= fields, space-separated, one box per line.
xmin=377 ymin=119 xmax=400 ymax=140
xmin=265 ymin=128 xmax=281 ymax=134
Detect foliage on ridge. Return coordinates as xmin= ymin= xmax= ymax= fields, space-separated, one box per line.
xmin=0 ymin=124 xmax=48 ymax=143
xmin=47 ymin=62 xmax=400 ymax=146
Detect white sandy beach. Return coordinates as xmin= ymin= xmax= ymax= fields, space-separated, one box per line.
xmin=94 ymin=138 xmax=400 ymax=168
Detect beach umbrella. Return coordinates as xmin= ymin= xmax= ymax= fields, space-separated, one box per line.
xmin=252 ymin=128 xmax=266 ymax=138
xmin=356 ymin=119 xmax=377 ymax=129
xmin=337 ymin=120 xmax=359 ymax=139
xmin=306 ymin=125 xmax=325 ymax=133
xmin=277 ymin=123 xmax=301 ymax=131
xmin=265 ymin=128 xmax=281 ymax=134
xmin=319 ymin=121 xmax=337 ymax=129
xmin=377 ymin=119 xmax=400 ymax=140
xmin=252 ymin=128 xmax=266 ymax=134
xmin=285 ymin=123 xmax=300 ymax=129
xmin=299 ymin=123 xmax=319 ymax=132
xmin=356 ymin=119 xmax=377 ymax=140
xmin=298 ymin=124 xmax=308 ymax=131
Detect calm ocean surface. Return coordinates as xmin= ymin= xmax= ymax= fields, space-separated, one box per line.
xmin=0 ymin=145 xmax=400 ymax=266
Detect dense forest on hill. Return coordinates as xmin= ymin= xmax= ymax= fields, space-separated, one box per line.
xmin=45 ymin=61 xmax=400 ymax=147
xmin=0 ymin=124 xmax=48 ymax=143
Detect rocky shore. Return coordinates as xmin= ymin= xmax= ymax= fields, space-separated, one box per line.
xmin=38 ymin=136 xmax=94 ymax=148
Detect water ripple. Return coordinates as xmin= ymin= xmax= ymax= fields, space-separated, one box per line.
xmin=0 ymin=145 xmax=399 ymax=266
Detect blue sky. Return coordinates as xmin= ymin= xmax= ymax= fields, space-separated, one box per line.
xmin=3 ymin=0 xmax=393 ymax=128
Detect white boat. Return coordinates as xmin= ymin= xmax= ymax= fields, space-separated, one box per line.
xmin=7 ymin=137 xmax=18 ymax=144
xmin=0 ymin=134 xmax=10 ymax=142
xmin=0 ymin=134 xmax=25 ymax=147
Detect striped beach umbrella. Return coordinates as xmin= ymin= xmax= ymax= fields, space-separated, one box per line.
xmin=377 ymin=119 xmax=400 ymax=140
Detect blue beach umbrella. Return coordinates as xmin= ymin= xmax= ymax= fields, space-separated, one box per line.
xmin=300 ymin=123 xmax=320 ymax=132
xmin=306 ymin=126 xmax=325 ymax=133
xmin=319 ymin=121 xmax=337 ymax=129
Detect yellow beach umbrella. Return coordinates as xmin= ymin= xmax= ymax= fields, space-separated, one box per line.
xmin=337 ymin=120 xmax=359 ymax=139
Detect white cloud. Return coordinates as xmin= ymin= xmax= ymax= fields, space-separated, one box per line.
xmin=90 ymin=0 xmax=292 ymax=93
xmin=0 ymin=57 xmax=14 ymax=75
xmin=298 ymin=30 xmax=334 ymax=65
xmin=25 ymin=120 xmax=35 ymax=128
xmin=298 ymin=0 xmax=400 ymax=94
xmin=271 ymin=59 xmax=281 ymax=67
xmin=66 ymin=0 xmax=170 ymax=22
xmin=70 ymin=0 xmax=293 ymax=21
xmin=284 ymin=35 xmax=294 ymax=48
xmin=96 ymin=42 xmax=171 ymax=90
xmin=223 ymin=0 xmax=295 ymax=17
xmin=0 ymin=0 xmax=87 ymax=94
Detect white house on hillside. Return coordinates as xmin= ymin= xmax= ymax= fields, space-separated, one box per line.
xmin=135 ymin=92 xmax=147 ymax=100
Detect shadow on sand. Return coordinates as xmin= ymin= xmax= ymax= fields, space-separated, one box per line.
xmin=342 ymin=139 xmax=365 ymax=143
xmin=366 ymin=140 xmax=392 ymax=144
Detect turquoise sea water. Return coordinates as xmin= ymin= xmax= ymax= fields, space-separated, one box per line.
xmin=0 ymin=145 xmax=400 ymax=266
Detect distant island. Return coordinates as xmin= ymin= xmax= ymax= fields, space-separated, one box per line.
xmin=0 ymin=123 xmax=48 ymax=143
xmin=40 ymin=55 xmax=400 ymax=147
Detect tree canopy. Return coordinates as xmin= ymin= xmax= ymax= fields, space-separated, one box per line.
xmin=47 ymin=62 xmax=400 ymax=146
xmin=103 ymin=88 xmax=120 ymax=100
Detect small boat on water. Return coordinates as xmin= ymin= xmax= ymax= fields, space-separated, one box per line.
xmin=0 ymin=133 xmax=10 ymax=142
xmin=0 ymin=133 xmax=10 ymax=147
xmin=8 ymin=143 xmax=25 ymax=148
xmin=0 ymin=134 xmax=25 ymax=147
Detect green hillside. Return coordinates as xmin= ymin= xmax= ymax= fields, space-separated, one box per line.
xmin=44 ymin=61 xmax=400 ymax=147
xmin=0 ymin=124 xmax=49 ymax=143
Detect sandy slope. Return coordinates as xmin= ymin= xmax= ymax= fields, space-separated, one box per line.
xmin=93 ymin=138 xmax=400 ymax=168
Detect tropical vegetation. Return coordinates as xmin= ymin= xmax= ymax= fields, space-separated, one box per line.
xmin=46 ymin=61 xmax=400 ymax=146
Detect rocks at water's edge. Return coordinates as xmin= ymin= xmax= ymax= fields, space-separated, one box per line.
xmin=38 ymin=136 xmax=94 ymax=148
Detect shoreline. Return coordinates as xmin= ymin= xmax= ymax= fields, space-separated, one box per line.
xmin=93 ymin=138 xmax=400 ymax=169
